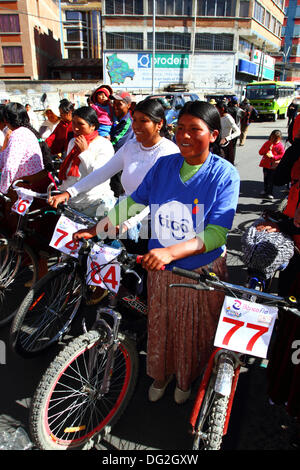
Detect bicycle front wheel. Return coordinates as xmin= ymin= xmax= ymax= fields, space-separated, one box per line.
xmin=10 ymin=265 xmax=83 ymax=357
xmin=192 ymin=362 xmax=236 ymax=450
xmin=29 ymin=331 xmax=138 ymax=450
xmin=0 ymin=240 xmax=38 ymax=327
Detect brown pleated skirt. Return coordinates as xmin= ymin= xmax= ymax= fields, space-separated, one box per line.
xmin=146 ymin=256 xmax=227 ymax=391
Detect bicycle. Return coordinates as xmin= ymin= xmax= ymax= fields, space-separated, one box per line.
xmin=0 ymin=181 xmax=60 ymax=327
xmin=9 ymin=202 xmax=103 ymax=357
xmin=28 ymin=241 xmax=148 ymax=450
xmin=168 ymin=266 xmax=300 ymax=450
xmin=10 ymin=200 xmax=149 ymax=358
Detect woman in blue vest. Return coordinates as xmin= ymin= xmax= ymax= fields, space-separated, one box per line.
xmin=73 ymin=101 xmax=240 ymax=404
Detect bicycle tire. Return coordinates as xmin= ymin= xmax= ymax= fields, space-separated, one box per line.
xmin=0 ymin=240 xmax=38 ymax=327
xmin=29 ymin=330 xmax=138 ymax=450
xmin=205 ymin=393 xmax=230 ymax=450
xmin=192 ymin=367 xmax=233 ymax=450
xmin=10 ymin=265 xmax=83 ymax=357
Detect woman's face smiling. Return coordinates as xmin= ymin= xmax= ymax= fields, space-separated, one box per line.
xmin=72 ymin=115 xmax=95 ymax=136
xmin=176 ymin=114 xmax=219 ymax=165
xmin=132 ymin=110 xmax=163 ymax=147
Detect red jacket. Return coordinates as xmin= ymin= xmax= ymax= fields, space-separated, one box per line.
xmin=46 ymin=120 xmax=73 ymax=155
xmin=259 ymin=140 xmax=285 ymax=169
xmin=292 ymin=113 xmax=300 ymax=140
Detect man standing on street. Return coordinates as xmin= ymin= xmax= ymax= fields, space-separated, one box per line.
xmin=239 ymin=98 xmax=252 ymax=146
xmin=228 ymin=96 xmax=244 ymax=159
xmin=109 ymin=90 xmax=134 ymax=197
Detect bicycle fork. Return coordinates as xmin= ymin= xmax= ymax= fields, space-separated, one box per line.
xmin=88 ymin=306 xmax=122 ymax=398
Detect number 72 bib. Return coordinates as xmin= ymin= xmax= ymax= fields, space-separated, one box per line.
xmin=214 ymin=296 xmax=278 ymax=358
xmin=49 ymin=215 xmax=86 ymax=258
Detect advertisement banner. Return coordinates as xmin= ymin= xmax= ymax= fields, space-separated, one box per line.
xmin=103 ymin=51 xmax=235 ymax=91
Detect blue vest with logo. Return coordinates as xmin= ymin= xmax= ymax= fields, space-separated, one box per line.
xmin=130 ymin=152 xmax=240 ymax=271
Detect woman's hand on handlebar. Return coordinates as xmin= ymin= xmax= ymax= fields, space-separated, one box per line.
xmin=72 ymin=217 xmax=119 ymax=243
xmin=73 ymin=226 xmax=97 ymax=242
xmin=48 ymin=191 xmax=70 ymax=208
xmin=141 ymin=247 xmax=173 ymax=271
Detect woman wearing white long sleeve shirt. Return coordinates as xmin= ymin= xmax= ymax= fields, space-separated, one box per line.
xmin=216 ymin=101 xmax=240 ymax=165
xmin=50 ymin=98 xmax=179 ymax=231
xmin=57 ymin=106 xmax=115 ymax=217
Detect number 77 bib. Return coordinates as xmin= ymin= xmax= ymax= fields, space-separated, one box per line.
xmin=214 ymin=296 xmax=278 ymax=358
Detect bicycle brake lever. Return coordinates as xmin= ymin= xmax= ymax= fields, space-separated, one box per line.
xmin=123 ymin=268 xmax=142 ymax=285
xmin=47 ymin=182 xmax=56 ymax=200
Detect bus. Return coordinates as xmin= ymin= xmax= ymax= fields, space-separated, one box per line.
xmin=245 ymin=80 xmax=296 ymax=121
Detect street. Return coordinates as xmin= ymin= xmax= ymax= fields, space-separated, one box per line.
xmin=0 ymin=117 xmax=299 ymax=452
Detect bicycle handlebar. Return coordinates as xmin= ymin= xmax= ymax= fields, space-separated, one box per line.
xmin=171 ymin=266 xmax=300 ymax=316
xmin=56 ymin=202 xmax=99 ymax=227
xmin=12 ymin=180 xmax=60 ymax=200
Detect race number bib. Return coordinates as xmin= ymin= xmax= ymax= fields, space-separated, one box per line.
xmin=214 ymin=296 xmax=278 ymax=358
xmin=86 ymin=244 xmax=121 ymax=293
xmin=49 ymin=215 xmax=86 ymax=258
xmin=11 ymin=190 xmax=34 ymax=216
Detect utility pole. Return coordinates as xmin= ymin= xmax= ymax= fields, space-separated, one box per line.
xmin=189 ymin=0 xmax=197 ymax=90
xmin=151 ymin=0 xmax=156 ymax=94
xmin=258 ymin=42 xmax=266 ymax=81
xmin=58 ymin=0 xmax=65 ymax=59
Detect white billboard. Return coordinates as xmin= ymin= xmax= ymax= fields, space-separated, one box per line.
xmin=103 ymin=52 xmax=235 ymax=91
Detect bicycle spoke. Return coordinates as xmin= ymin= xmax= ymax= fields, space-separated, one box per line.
xmin=45 ymin=342 xmax=129 ymax=442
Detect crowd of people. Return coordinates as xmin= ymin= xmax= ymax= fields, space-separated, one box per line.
xmin=0 ymin=85 xmax=299 ymax=447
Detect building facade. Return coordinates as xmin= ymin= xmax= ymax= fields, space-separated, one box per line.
xmin=61 ymin=0 xmax=101 ymax=60
xmin=0 ymin=0 xmax=61 ymax=79
xmin=274 ymin=0 xmax=300 ymax=82
xmin=101 ymin=0 xmax=285 ymax=96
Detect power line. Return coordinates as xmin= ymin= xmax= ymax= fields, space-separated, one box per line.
xmin=0 ymin=5 xmax=235 ymax=53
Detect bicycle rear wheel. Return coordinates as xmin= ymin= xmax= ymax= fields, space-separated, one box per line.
xmin=29 ymin=331 xmax=138 ymax=450
xmin=0 ymin=239 xmax=38 ymax=327
xmin=10 ymin=265 xmax=83 ymax=357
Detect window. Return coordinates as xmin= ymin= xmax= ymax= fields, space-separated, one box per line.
xmin=66 ymin=28 xmax=87 ymax=43
xmin=198 ymin=0 xmax=236 ymax=16
xmin=273 ymin=0 xmax=284 ymax=10
xmin=147 ymin=32 xmax=191 ymax=51
xmin=264 ymin=11 xmax=270 ymax=29
xmin=195 ymin=33 xmax=234 ymax=51
xmin=239 ymin=1 xmax=249 ymax=17
xmin=2 ymin=46 xmax=23 ymax=64
xmin=65 ymin=11 xmax=83 ymax=21
xmin=106 ymin=0 xmax=143 ymax=15
xmin=0 ymin=14 xmax=20 ymax=33
xmin=148 ymin=0 xmax=191 ymax=15
xmin=275 ymin=20 xmax=281 ymax=37
xmin=239 ymin=38 xmax=252 ymax=56
xmin=106 ymin=32 xmax=143 ymax=49
xmin=269 ymin=15 xmax=276 ymax=33
xmin=253 ymin=1 xmax=265 ymax=24
xmin=67 ymin=49 xmax=82 ymax=59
